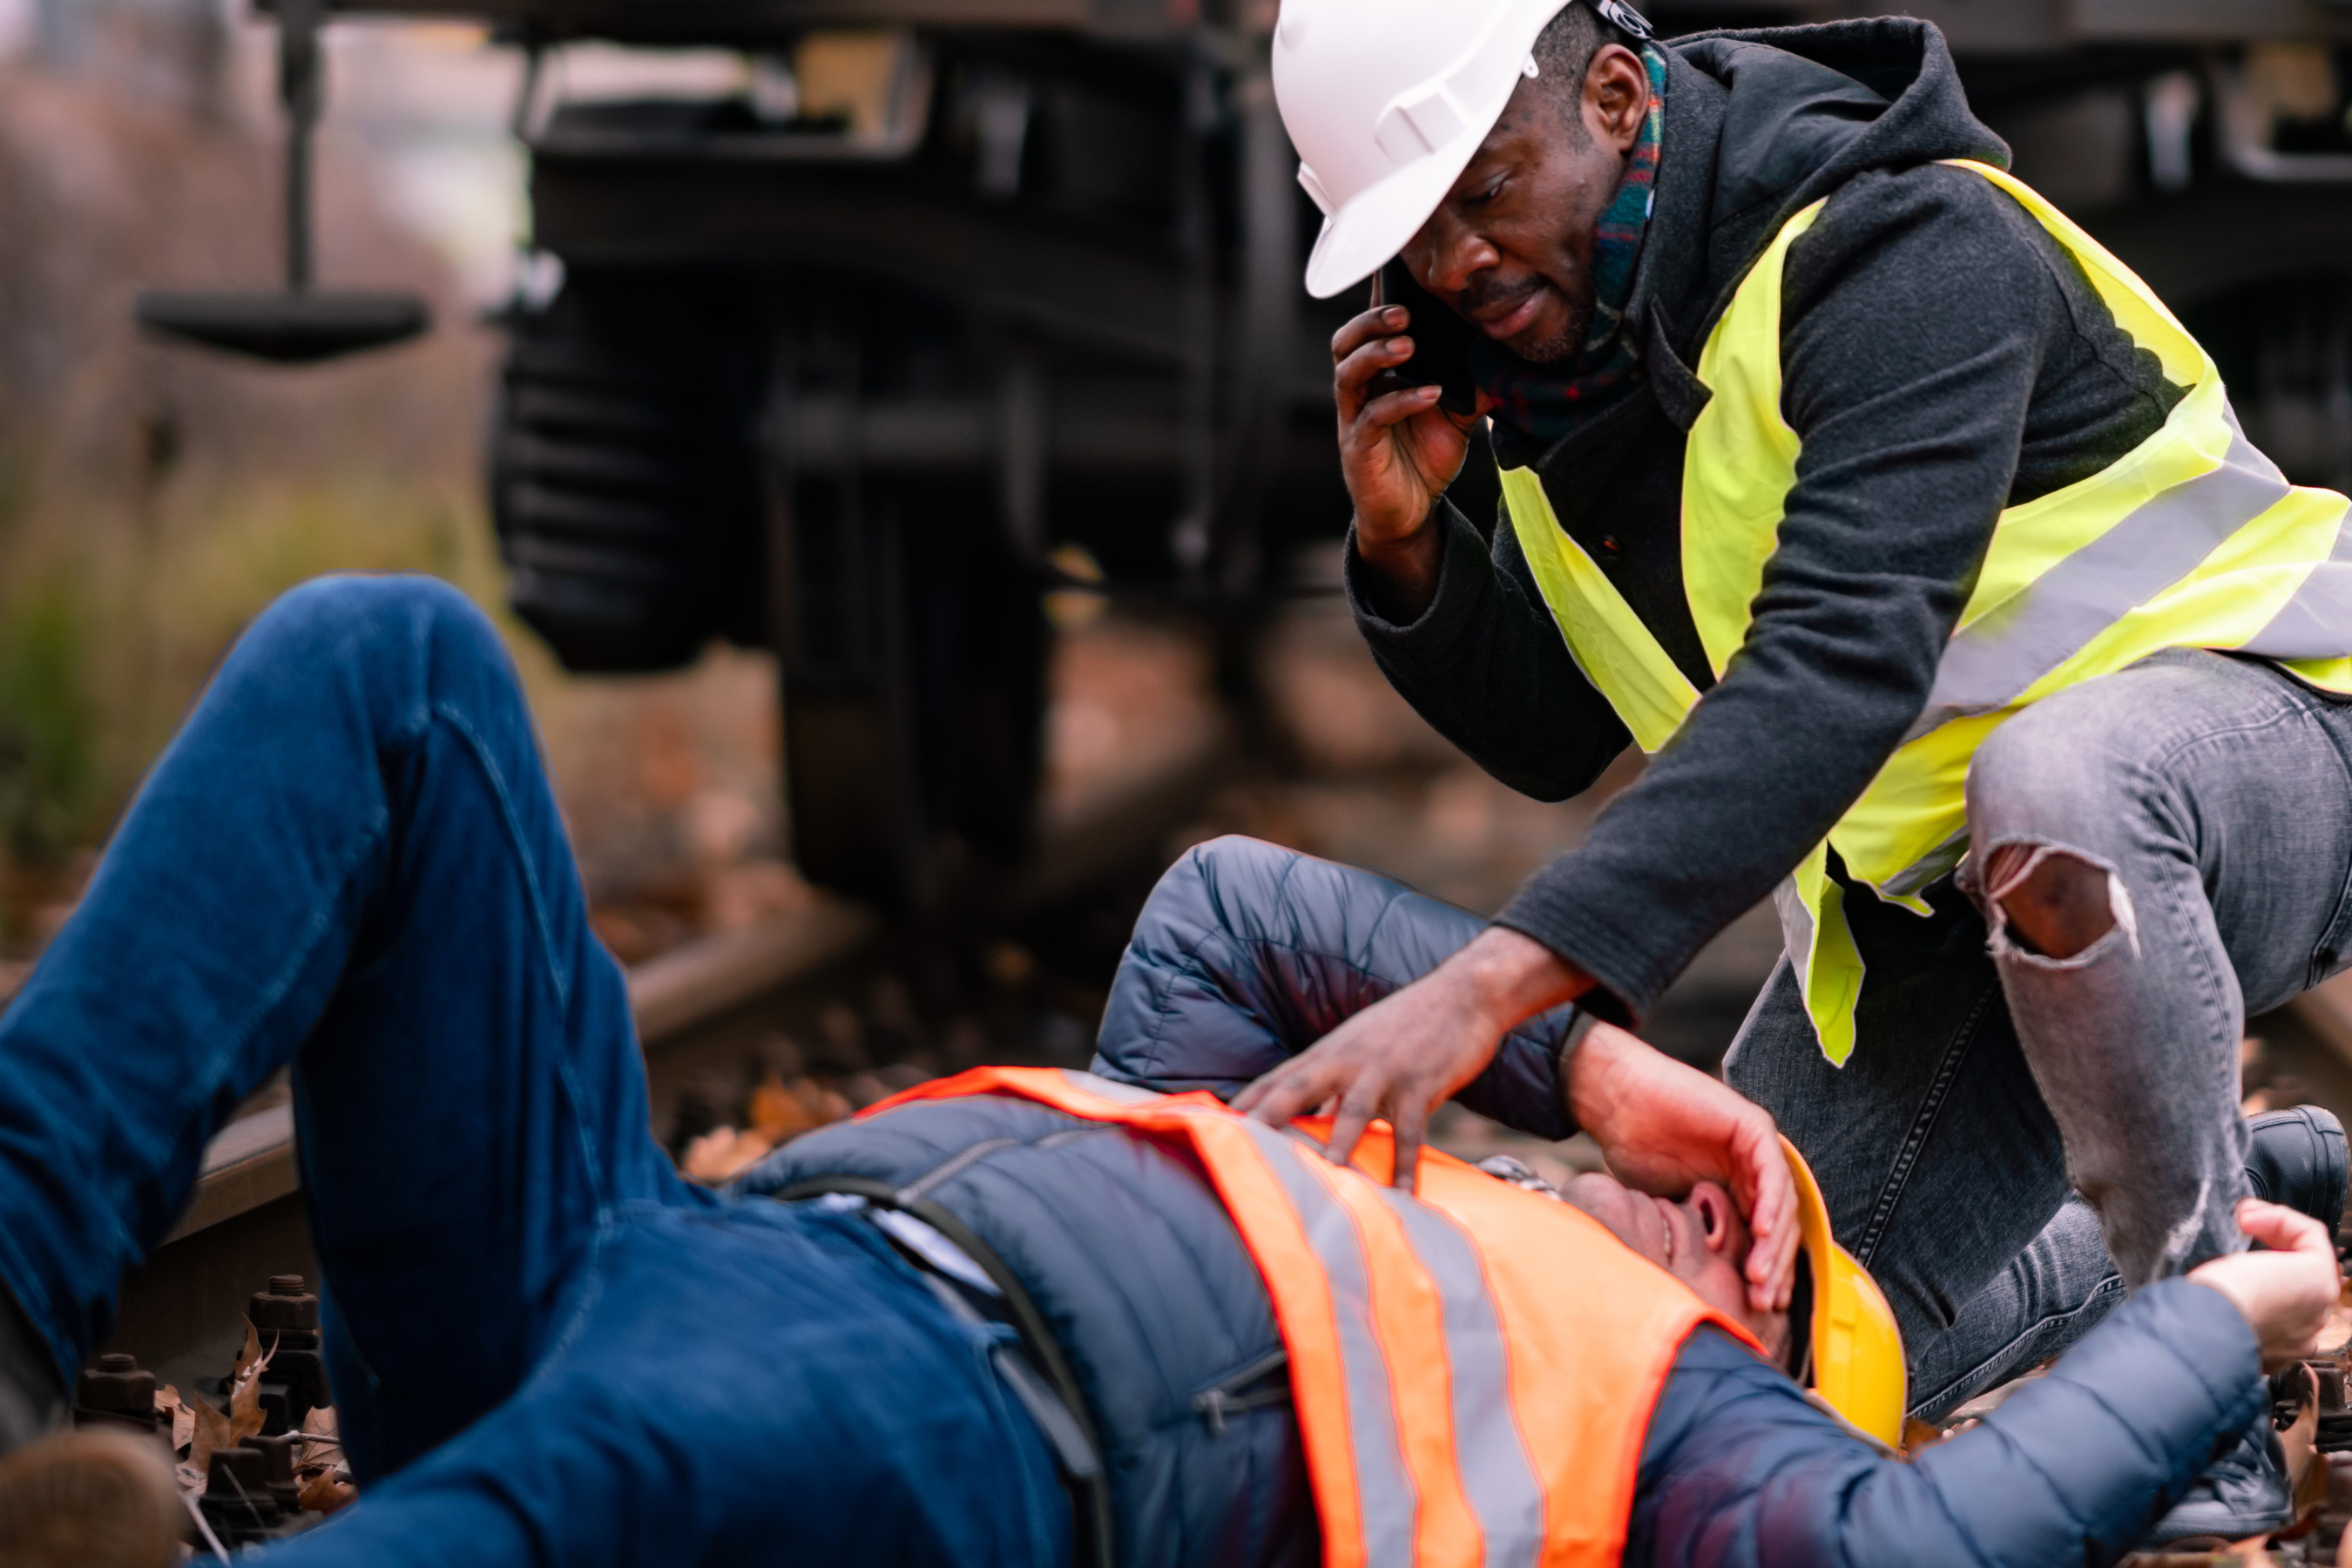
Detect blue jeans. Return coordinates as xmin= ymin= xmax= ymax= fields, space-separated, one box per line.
xmin=1730 ymin=649 xmax=2352 ymax=1417
xmin=0 ymin=577 xmax=1068 ymax=1565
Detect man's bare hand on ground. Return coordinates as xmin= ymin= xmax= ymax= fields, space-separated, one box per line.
xmin=2188 ymin=1199 xmax=2343 ymax=1372
xmin=1333 ymin=306 xmax=1484 ymax=619
xmin=1230 ymin=928 xmax=1799 ymax=1315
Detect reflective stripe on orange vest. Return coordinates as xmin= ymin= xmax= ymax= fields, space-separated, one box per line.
xmin=862 ymin=1066 xmax=1758 ymax=1568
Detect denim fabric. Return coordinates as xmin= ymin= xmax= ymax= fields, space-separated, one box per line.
xmin=1905 ymin=1199 xmax=2125 ymax=1420
xmin=1730 ymin=649 xmax=2352 ymax=1417
xmin=0 ymin=577 xmax=1066 ymax=1568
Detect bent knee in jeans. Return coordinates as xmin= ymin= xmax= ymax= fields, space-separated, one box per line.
xmin=1962 ymin=692 xmax=2167 ymax=970
xmin=1973 ymin=840 xmax=2139 ymax=967
xmin=1954 ymin=652 xmax=2349 ymax=1282
xmin=237 ymin=574 xmax=510 ymax=713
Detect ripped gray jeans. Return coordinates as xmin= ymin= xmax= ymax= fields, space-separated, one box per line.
xmin=1727 ymin=648 xmax=2352 ymax=1419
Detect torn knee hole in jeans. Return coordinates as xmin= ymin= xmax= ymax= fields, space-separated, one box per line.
xmin=1982 ymin=841 xmax=2141 ymax=967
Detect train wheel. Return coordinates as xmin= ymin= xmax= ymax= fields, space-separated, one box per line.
xmin=776 ymin=470 xmax=1047 ymax=912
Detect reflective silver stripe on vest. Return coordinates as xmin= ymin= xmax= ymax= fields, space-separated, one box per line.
xmin=1248 ymin=1124 xmax=1417 ymax=1568
xmin=1079 ymin=1078 xmax=1541 ymax=1564
xmin=2242 ymin=502 xmax=2352 ymax=656
xmin=1056 ymin=1068 xmax=1166 ymax=1105
xmin=1903 ymin=413 xmax=2290 ymax=742
xmin=1772 ymin=876 xmax=1815 ymax=974
xmin=1876 ymin=823 xmax=1970 ymax=899
xmin=1359 ymin=1182 xmax=1548 ymax=1568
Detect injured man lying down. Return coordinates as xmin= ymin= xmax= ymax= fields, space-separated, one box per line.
xmin=0 ymin=576 xmax=2335 ymax=1568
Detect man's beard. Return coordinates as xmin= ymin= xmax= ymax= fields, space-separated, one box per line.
xmin=1457 ymin=275 xmax=1592 ymax=365
xmin=1516 ymin=303 xmax=1590 ymax=364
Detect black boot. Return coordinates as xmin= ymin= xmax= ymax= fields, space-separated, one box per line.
xmin=2244 ymin=1105 xmax=2348 ymax=1236
xmin=2132 ymin=1107 xmax=2345 ymax=1549
xmin=2138 ymin=1402 xmax=2295 ymax=1548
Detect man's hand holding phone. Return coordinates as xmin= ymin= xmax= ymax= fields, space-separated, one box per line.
xmin=1334 ymin=298 xmax=1483 ymax=623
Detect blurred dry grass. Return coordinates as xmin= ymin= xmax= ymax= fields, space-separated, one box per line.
xmin=0 ymin=64 xmax=814 ymax=958
xmin=0 ymin=66 xmax=498 ymax=936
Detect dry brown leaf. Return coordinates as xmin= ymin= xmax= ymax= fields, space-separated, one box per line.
xmin=681 ymin=1125 xmax=777 ymax=1184
xmin=2282 ymin=1368 xmax=2323 ymax=1526
xmin=155 ymin=1384 xmax=195 ymax=1454
xmin=680 ymin=1126 xmax=738 ymax=1182
xmin=782 ymin=1077 xmax=834 ymax=1126
xmin=791 ymin=1077 xmax=852 ymax=1126
xmin=2295 ymin=1448 xmax=2334 ymax=1532
xmin=228 ymin=1365 xmax=265 ymax=1443
xmin=209 ymin=1318 xmax=283 ymax=1446
xmin=301 ymin=1403 xmax=340 ymax=1468
xmin=748 ymin=1071 xmax=817 ymax=1143
xmin=298 ymin=1469 xmax=356 ymax=1515
xmin=1896 ymin=1418 xmax=1950 ymax=1458
xmin=187 ymin=1389 xmax=231 ymax=1481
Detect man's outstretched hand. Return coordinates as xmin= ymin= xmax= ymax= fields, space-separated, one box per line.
xmin=1569 ymin=1022 xmax=1798 ymax=1315
xmin=1229 ymin=926 xmax=1799 ymax=1315
xmin=2188 ymin=1199 xmax=2344 ymax=1372
xmin=1232 ymin=927 xmax=1583 ymax=1193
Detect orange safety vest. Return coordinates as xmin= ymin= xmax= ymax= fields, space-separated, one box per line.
xmin=866 ymin=1066 xmax=1758 ymax=1568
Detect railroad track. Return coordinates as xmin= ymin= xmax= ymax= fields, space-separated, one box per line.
xmin=106 ymin=721 xmax=1234 ymax=1389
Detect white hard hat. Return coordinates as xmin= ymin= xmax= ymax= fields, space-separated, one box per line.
xmin=1273 ymin=0 xmax=1651 ymax=299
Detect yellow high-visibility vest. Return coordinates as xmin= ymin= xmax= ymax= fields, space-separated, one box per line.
xmin=1502 ymin=159 xmax=2352 ymax=1064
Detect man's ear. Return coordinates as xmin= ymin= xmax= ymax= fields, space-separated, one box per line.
xmin=1689 ymin=1183 xmax=1738 ymax=1257
xmin=1583 ymin=43 xmax=1649 ymax=155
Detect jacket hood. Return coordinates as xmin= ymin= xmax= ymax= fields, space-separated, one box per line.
xmin=1630 ymin=17 xmax=2009 ymax=358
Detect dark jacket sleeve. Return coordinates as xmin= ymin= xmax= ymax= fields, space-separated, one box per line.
xmin=1348 ymin=500 xmax=1636 ymax=804
xmin=1089 ymin=835 xmax=1578 ymax=1139
xmin=1630 ymin=1281 xmax=2261 ymax=1568
xmin=1492 ymin=165 xmax=2094 ymax=1020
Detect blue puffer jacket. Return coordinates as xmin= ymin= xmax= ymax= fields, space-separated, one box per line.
xmin=744 ymin=836 xmax=2263 ymax=1568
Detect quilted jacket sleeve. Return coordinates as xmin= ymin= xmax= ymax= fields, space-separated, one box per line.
xmin=1630 ymin=1281 xmax=2261 ymax=1568
xmin=1089 ymin=835 xmax=1579 ymax=1139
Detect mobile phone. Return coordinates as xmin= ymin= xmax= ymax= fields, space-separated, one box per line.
xmin=1363 ymin=261 xmax=1479 ymax=417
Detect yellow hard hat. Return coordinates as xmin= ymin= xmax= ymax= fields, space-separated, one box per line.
xmin=1781 ymin=1136 xmax=1908 ymax=1446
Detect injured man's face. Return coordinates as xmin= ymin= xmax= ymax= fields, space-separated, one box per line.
xmin=1558 ymin=1173 xmax=1793 ymax=1365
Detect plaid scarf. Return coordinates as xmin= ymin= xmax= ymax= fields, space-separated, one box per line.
xmin=1471 ymin=42 xmax=1667 ymax=446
